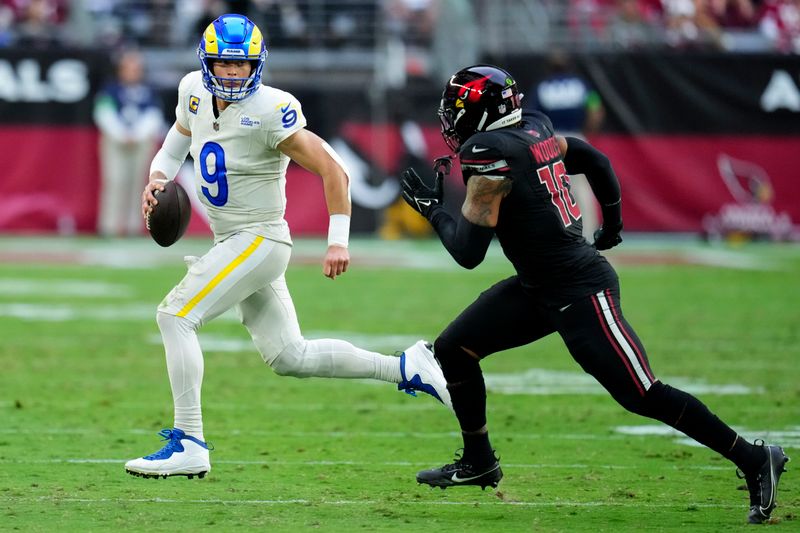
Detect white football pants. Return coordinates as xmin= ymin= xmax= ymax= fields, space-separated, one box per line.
xmin=156 ymin=231 xmax=401 ymax=437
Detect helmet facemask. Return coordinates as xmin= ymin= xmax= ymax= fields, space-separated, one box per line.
xmin=438 ymin=103 xmax=463 ymax=153
xmin=199 ymin=55 xmax=266 ymax=102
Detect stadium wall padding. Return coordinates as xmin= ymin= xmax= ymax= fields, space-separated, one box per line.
xmin=1 ymin=50 xmax=798 ymax=237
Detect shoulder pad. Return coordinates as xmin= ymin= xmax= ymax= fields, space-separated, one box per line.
xmin=522 ymin=110 xmax=555 ymax=136
xmin=459 ymin=132 xmax=512 ymax=184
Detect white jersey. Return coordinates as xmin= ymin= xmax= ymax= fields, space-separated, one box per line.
xmin=175 ymin=71 xmax=307 ymax=243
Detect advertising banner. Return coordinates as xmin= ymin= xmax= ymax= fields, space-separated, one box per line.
xmin=2 ymin=50 xmax=798 ymax=238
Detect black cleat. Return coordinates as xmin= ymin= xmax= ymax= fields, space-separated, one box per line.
xmin=738 ymin=441 xmax=789 ymax=524
xmin=417 ymin=450 xmax=502 ymax=490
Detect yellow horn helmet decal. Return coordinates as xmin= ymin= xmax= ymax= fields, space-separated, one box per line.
xmin=248 ymin=25 xmax=263 ymax=58
xmin=203 ymin=24 xmax=219 ymax=55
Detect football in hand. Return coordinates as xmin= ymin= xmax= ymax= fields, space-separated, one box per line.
xmin=146 ymin=180 xmax=191 ymax=247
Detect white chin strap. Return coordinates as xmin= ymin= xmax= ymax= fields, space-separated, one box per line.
xmin=485 ymin=108 xmax=522 ymax=131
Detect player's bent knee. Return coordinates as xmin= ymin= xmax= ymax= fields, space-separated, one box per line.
xmin=434 ymin=336 xmax=481 ymax=384
xmin=156 ymin=310 xmax=198 ymax=334
xmin=615 ymin=381 xmax=682 ymax=422
xmin=268 ymin=339 xmax=312 ymax=378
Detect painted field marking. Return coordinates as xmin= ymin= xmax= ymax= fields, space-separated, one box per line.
xmin=2 ymin=426 xmax=797 ymax=448
xmin=0 ymin=427 xmax=626 ymax=440
xmin=0 ymin=496 xmax=742 ymax=509
xmin=0 ymin=279 xmax=131 ymax=297
xmin=0 ymin=457 xmax=732 ymax=471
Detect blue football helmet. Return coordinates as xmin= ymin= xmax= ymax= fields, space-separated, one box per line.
xmin=197 ymin=14 xmax=267 ymax=102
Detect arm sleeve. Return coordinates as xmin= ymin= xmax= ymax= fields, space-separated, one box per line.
xmin=563 ymin=136 xmax=622 ymax=228
xmin=427 ymin=206 xmax=494 ymax=270
xmin=149 ymin=124 xmax=191 ymax=180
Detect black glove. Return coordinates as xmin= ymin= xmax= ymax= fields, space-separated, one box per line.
xmin=401 ymin=166 xmax=444 ymax=219
xmin=593 ymin=223 xmax=623 ymax=251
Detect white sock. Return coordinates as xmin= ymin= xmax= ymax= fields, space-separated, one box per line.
xmin=157 ymin=312 xmax=204 ymax=440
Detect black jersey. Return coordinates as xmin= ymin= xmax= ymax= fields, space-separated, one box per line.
xmin=458 ymin=110 xmax=617 ymax=307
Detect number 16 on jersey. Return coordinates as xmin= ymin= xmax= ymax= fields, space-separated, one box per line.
xmin=537 ymin=160 xmax=581 ymax=227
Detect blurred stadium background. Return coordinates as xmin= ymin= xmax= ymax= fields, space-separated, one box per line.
xmin=1 ymin=0 xmax=799 ymax=241
xmin=2 ymin=2 xmax=800 ymax=530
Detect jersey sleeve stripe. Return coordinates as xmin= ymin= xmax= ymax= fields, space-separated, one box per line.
xmin=461 ymin=159 xmax=510 ymax=173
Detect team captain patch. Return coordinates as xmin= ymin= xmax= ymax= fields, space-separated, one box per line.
xmin=189 ymin=96 xmax=200 ymax=114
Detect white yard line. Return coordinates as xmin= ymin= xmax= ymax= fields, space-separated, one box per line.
xmin=0 ymin=495 xmax=741 ymax=508
xmin=2 ymin=426 xmax=796 ymax=447
xmin=0 ymin=279 xmax=132 ymax=297
xmin=0 ymin=457 xmax=732 ymax=471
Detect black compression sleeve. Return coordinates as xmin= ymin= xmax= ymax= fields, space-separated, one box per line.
xmin=428 ymin=207 xmax=494 ymax=270
xmin=563 ymin=136 xmax=622 ymax=228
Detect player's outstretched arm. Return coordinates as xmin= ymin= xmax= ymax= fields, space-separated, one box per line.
xmin=278 ymin=129 xmax=351 ymax=279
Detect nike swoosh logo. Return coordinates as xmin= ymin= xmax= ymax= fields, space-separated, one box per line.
xmin=471 ymin=145 xmax=489 ymax=153
xmin=280 ymin=103 xmax=291 ymax=113
xmin=559 ymin=303 xmax=572 ymax=312
xmin=418 ymin=199 xmax=432 ymax=207
xmin=450 ymin=468 xmax=496 ymax=483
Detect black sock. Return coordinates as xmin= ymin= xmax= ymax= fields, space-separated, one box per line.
xmin=462 ymin=431 xmax=494 ymax=469
xmin=645 ymin=383 xmax=766 ymax=473
xmin=725 ymin=436 xmax=766 ymax=475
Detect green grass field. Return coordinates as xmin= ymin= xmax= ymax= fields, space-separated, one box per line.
xmin=1 ymin=236 xmax=798 ymax=532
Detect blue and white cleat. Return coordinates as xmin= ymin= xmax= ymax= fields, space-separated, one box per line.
xmin=125 ymin=428 xmax=211 ymax=479
xmin=398 ymin=340 xmax=452 ymax=409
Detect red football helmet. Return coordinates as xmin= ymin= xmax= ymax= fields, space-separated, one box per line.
xmin=438 ymin=64 xmax=523 ymax=152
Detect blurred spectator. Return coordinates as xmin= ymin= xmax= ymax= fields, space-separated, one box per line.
xmin=430 ymin=0 xmax=478 ymax=82
xmin=192 ymin=0 xmax=233 ymax=44
xmin=638 ymin=0 xmax=667 ymax=21
xmin=662 ymin=0 xmax=725 ymax=48
xmin=567 ymin=0 xmax=616 ymax=47
xmin=609 ymin=0 xmax=665 ymax=48
xmin=526 ymin=50 xmax=605 ymax=240
xmin=14 ymin=0 xmax=68 ymax=48
xmin=248 ymin=0 xmax=313 ymax=48
xmin=93 ymin=49 xmax=165 ymax=237
xmin=0 ymin=3 xmax=14 ymax=47
xmin=759 ymin=0 xmax=800 ymax=53
xmin=382 ymin=0 xmax=439 ymax=84
xmin=326 ymin=0 xmax=376 ymax=48
xmin=384 ymin=0 xmax=437 ymax=47
xmin=709 ymin=0 xmax=758 ymax=28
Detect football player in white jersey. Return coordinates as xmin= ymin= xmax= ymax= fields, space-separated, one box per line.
xmin=125 ymin=14 xmax=450 ymax=480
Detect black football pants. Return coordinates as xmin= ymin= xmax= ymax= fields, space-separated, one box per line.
xmin=438 ymin=275 xmax=656 ymax=409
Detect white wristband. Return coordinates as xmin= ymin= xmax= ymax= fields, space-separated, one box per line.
xmin=327 ymin=214 xmax=350 ymax=248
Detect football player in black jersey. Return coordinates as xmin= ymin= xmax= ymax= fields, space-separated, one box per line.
xmin=401 ymin=65 xmax=788 ymax=524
